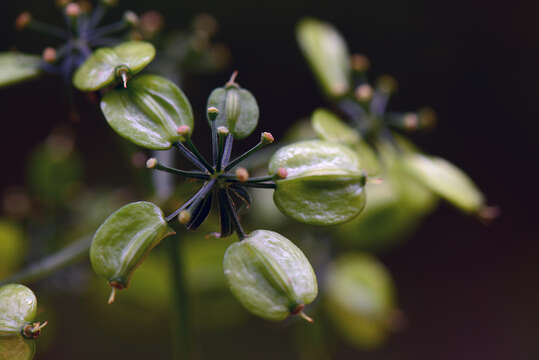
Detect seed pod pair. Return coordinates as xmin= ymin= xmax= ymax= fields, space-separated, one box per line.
xmin=0 ymin=284 xmax=45 ymax=360
xmin=206 ymin=74 xmax=259 ymax=139
xmin=90 ymin=201 xmax=174 ymax=303
xmin=269 ymin=140 xmax=367 ymax=225
xmin=223 ymin=230 xmax=318 ymax=321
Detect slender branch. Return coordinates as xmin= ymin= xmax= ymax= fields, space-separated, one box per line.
xmin=173 ymin=142 xmax=209 ymax=173
xmin=28 ymin=21 xmax=68 ymax=40
xmin=225 ymin=141 xmax=265 ymax=171
xmin=0 ymin=236 xmax=92 ymax=286
xmin=183 ymin=138 xmax=214 ymax=174
xmin=224 ymin=189 xmax=246 ymax=239
xmin=153 ymin=163 xmax=210 ymax=180
xmin=89 ymin=20 xmax=128 ymax=40
xmin=223 ymin=175 xmax=275 ymax=183
xmin=220 ymin=134 xmax=234 ymax=170
xmin=238 ymin=182 xmax=276 ymax=189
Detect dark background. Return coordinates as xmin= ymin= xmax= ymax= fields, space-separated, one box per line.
xmin=0 ymin=1 xmax=537 ymax=359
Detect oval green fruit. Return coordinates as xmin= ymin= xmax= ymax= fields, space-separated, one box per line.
xmin=325 ymin=254 xmax=398 ymax=349
xmin=100 ymin=74 xmax=194 ymax=150
xmin=402 ymin=154 xmax=485 ymax=214
xmin=0 ymin=284 xmax=37 ymax=337
xmin=296 ymin=18 xmax=351 ymax=97
xmin=269 ymin=140 xmax=366 ymax=225
xmin=90 ymin=201 xmax=175 ymax=303
xmin=223 ymin=230 xmax=318 ymax=321
xmin=206 ymin=85 xmax=259 ymax=139
xmin=0 ymin=336 xmax=35 ymax=360
xmin=73 ymin=41 xmax=155 ymax=91
xmin=0 ymin=53 xmax=41 ymax=88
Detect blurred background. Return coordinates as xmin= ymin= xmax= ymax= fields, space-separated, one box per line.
xmin=0 ymin=0 xmax=537 ymax=359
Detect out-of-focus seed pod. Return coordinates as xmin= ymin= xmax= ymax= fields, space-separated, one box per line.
xmin=0 ymin=53 xmax=42 ymax=88
xmin=325 ymin=254 xmax=399 ymax=349
xmin=206 ymin=77 xmax=259 ymax=139
xmin=402 ymin=154 xmax=486 ymax=214
xmin=223 ymin=230 xmax=318 ymax=321
xmin=100 ymin=74 xmax=194 ymax=150
xmin=90 ymin=201 xmax=175 ymax=304
xmin=0 ymin=284 xmax=38 ymax=337
xmin=269 ymin=140 xmax=367 ymax=225
xmin=296 ymin=18 xmax=351 ymax=98
xmin=73 ymin=41 xmax=155 ymax=91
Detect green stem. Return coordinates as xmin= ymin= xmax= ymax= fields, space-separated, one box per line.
xmin=167 ymin=233 xmax=191 ymax=360
xmin=0 ymin=236 xmax=92 ymax=286
xmin=225 ymin=141 xmax=265 ymax=171
xmin=154 ymin=163 xmax=210 ymax=180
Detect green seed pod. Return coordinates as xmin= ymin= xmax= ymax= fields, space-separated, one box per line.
xmin=73 ymin=41 xmax=156 ymax=91
xmin=311 ymin=108 xmax=380 ymax=175
xmin=325 ymin=254 xmax=399 ymax=349
xmin=269 ymin=140 xmax=367 ymax=225
xmin=100 ymin=74 xmax=194 ymax=150
xmin=0 ymin=53 xmax=42 ymax=88
xmin=90 ymin=201 xmax=175 ymax=303
xmin=0 ymin=284 xmax=37 ymax=337
xmin=0 ymin=336 xmax=35 ymax=360
xmin=402 ymin=154 xmax=485 ymax=214
xmin=296 ymin=18 xmax=351 ymax=98
xmin=223 ymin=230 xmax=318 ymax=321
xmin=206 ymin=82 xmax=259 ymax=139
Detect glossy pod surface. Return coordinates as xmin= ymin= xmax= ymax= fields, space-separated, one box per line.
xmin=223 ymin=230 xmax=318 ymax=321
xmin=0 ymin=284 xmax=37 ymax=336
xmin=296 ymin=18 xmax=351 ymax=97
xmin=0 ymin=336 xmax=35 ymax=360
xmin=100 ymin=74 xmax=194 ymax=150
xmin=0 ymin=53 xmax=41 ymax=88
xmin=206 ymin=85 xmax=259 ymax=139
xmin=269 ymin=140 xmax=366 ymax=225
xmin=90 ymin=201 xmax=174 ymax=294
xmin=73 ymin=41 xmax=156 ymax=91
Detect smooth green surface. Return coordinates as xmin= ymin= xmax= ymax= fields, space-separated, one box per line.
xmin=0 ymin=221 xmax=26 ymax=279
xmin=0 ymin=336 xmax=35 ymax=360
xmin=312 ymin=108 xmax=360 ymax=145
xmin=311 ymin=108 xmax=380 ymax=175
xmin=90 ymin=201 xmax=174 ymax=288
xmin=269 ymin=140 xmax=366 ymax=225
xmin=325 ymin=254 xmax=396 ymax=349
xmin=403 ymin=154 xmax=484 ymax=213
xmin=207 ymin=86 xmax=259 ymax=139
xmin=0 ymin=53 xmax=41 ymax=88
xmin=73 ymin=41 xmax=155 ymax=91
xmin=297 ymin=18 xmax=351 ymax=97
xmin=100 ymin=74 xmax=194 ymax=150
xmin=223 ymin=230 xmax=317 ymax=321
xmin=0 ymin=285 xmax=37 ymax=336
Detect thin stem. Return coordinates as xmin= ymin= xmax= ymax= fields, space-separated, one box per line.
xmin=183 ymin=138 xmax=215 ymax=174
xmin=211 ymin=120 xmax=218 ymax=167
xmin=28 ymin=21 xmax=68 ymax=40
xmin=89 ymin=3 xmax=107 ymax=28
xmin=90 ymin=20 xmax=127 ymax=40
xmin=166 ymin=231 xmax=191 ymax=360
xmin=165 ymin=192 xmax=197 ymax=223
xmin=223 ymin=175 xmax=275 ymax=183
xmin=220 ymin=134 xmax=234 ymax=170
xmin=239 ymin=182 xmax=276 ymax=189
xmin=224 ymin=189 xmax=246 ymax=239
xmin=225 ymin=141 xmax=265 ymax=171
xmin=0 ymin=236 xmax=92 ymax=286
xmin=154 ymin=163 xmax=210 ymax=180
xmin=173 ymin=142 xmax=209 ymax=173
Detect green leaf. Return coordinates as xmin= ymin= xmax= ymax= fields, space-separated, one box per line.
xmin=402 ymin=154 xmax=485 ymax=213
xmin=0 ymin=221 xmax=27 ymax=279
xmin=223 ymin=230 xmax=317 ymax=321
xmin=325 ymin=254 xmax=397 ymax=349
xmin=296 ymin=18 xmax=351 ymax=98
xmin=207 ymin=86 xmax=259 ymax=139
xmin=100 ymin=74 xmax=194 ymax=150
xmin=0 ymin=53 xmax=41 ymax=88
xmin=73 ymin=41 xmax=155 ymax=91
xmin=90 ymin=201 xmax=175 ymax=293
xmin=0 ymin=284 xmax=37 ymax=336
xmin=0 ymin=336 xmax=35 ymax=360
xmin=269 ymin=140 xmax=366 ymax=225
